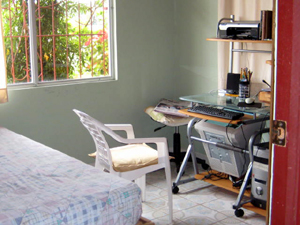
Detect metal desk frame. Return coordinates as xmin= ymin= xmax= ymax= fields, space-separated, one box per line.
xmin=172 ymin=117 xmax=249 ymax=192
xmin=172 ymin=93 xmax=270 ymax=217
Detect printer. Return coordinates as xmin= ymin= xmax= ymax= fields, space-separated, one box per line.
xmin=217 ymin=16 xmax=260 ymax=40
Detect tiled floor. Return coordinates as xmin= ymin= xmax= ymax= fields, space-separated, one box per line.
xmin=142 ymin=162 xmax=266 ymax=225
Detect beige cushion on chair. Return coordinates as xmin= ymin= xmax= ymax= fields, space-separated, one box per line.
xmin=110 ymin=144 xmax=158 ymax=172
xmin=88 ymin=145 xmax=173 ymax=172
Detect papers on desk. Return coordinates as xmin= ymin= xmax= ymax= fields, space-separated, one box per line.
xmin=154 ymin=98 xmax=191 ymax=117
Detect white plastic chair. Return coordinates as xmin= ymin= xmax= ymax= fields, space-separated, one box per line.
xmin=73 ymin=109 xmax=173 ymax=223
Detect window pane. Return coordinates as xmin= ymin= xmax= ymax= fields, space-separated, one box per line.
xmin=2 ymin=0 xmax=31 ymax=84
xmin=2 ymin=0 xmax=111 ymax=85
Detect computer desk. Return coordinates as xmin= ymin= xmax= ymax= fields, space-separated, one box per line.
xmin=172 ymin=92 xmax=270 ymax=217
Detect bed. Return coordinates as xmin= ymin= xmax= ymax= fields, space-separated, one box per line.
xmin=0 ymin=127 xmax=142 ymax=225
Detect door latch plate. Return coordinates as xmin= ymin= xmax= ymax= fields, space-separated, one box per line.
xmin=272 ymin=120 xmax=287 ymax=147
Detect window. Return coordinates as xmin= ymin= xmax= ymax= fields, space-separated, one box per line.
xmin=1 ymin=0 xmax=116 ymax=87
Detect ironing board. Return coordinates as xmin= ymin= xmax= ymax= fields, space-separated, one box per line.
xmin=145 ymin=106 xmax=192 ymax=172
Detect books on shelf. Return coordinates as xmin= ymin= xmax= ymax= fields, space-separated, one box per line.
xmin=154 ymin=99 xmax=191 ymax=117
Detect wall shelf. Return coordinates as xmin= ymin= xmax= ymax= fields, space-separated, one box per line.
xmin=266 ymin=60 xmax=272 ymax=65
xmin=207 ymin=38 xmax=273 ymax=72
xmin=206 ymin=38 xmax=273 ymax=44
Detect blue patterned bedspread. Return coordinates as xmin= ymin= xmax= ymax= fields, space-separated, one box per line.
xmin=0 ymin=128 xmax=142 ymax=225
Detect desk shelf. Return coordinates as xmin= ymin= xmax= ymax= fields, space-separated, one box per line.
xmin=174 ymin=94 xmax=270 ymax=219
xmin=195 ymin=171 xmax=266 ymax=217
xmin=178 ymin=108 xmax=253 ymax=125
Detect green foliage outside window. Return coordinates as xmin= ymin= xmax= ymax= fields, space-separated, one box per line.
xmin=1 ymin=0 xmax=109 ymax=84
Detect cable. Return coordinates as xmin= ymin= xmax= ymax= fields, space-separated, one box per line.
xmin=225 ymin=119 xmax=238 ymax=148
xmin=239 ymin=125 xmax=248 ymax=176
xmin=225 ymin=120 xmax=248 ymax=177
xmin=225 ymin=121 xmax=248 ymax=177
xmin=202 ymin=169 xmax=229 ymax=181
xmin=258 ymin=112 xmax=270 ymax=142
xmin=262 ymin=79 xmax=271 ymax=88
xmin=253 ymin=113 xmax=270 ymax=159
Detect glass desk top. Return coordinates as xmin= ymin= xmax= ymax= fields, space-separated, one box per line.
xmin=180 ymin=93 xmax=270 ymax=116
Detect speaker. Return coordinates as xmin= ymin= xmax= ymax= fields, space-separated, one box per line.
xmin=226 ymin=73 xmax=240 ymax=94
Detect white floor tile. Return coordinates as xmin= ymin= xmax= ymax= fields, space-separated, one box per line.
xmin=143 ymin=162 xmax=266 ymax=225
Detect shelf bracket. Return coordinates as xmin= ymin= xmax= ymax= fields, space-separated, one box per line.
xmin=229 ymin=42 xmax=233 ymax=72
xmin=232 ymin=49 xmax=272 ymax=54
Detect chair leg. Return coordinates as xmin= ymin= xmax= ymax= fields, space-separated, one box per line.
xmin=164 ymin=163 xmax=173 ymax=223
xmin=135 ymin=175 xmax=146 ymax=202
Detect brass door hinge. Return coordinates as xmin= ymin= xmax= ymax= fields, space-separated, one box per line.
xmin=272 ymin=120 xmax=287 ymax=147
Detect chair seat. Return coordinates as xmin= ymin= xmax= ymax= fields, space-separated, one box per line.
xmin=110 ymin=144 xmax=158 ymax=172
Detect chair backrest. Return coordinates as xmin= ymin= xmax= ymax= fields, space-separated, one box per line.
xmin=73 ymin=109 xmax=112 ymax=171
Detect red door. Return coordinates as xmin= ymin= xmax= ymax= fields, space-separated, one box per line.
xmin=271 ymin=0 xmax=300 ymax=224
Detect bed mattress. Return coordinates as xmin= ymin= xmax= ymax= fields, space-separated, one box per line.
xmin=0 ymin=127 xmax=142 ymax=225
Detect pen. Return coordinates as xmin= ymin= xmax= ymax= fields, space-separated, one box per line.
xmin=240 ymin=68 xmax=243 ymax=79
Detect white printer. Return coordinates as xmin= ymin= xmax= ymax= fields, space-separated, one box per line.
xmin=217 ymin=15 xmax=260 ymax=40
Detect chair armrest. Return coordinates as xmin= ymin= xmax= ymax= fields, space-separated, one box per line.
xmin=105 ymin=124 xmax=135 ymax=139
xmin=122 ymin=137 xmax=166 ymax=145
xmin=104 ymin=124 xmax=168 ymax=152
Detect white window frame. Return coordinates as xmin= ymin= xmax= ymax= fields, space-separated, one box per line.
xmin=7 ymin=0 xmax=118 ymax=89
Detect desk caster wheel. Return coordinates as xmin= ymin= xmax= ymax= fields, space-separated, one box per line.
xmin=234 ymin=209 xmax=244 ymax=217
xmin=172 ymin=186 xmax=179 ymax=194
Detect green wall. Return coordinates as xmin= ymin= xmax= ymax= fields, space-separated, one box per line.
xmin=174 ymin=0 xmax=218 ymax=97
xmin=0 ymin=0 xmax=218 ymax=164
xmin=173 ymin=0 xmax=218 ymax=154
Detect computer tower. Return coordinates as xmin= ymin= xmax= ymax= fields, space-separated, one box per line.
xmin=251 ymin=142 xmax=269 ymax=209
xmin=195 ymin=120 xmax=262 ymax=178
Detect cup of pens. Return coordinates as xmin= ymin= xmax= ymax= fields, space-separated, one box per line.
xmin=239 ymin=68 xmax=252 ymax=102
